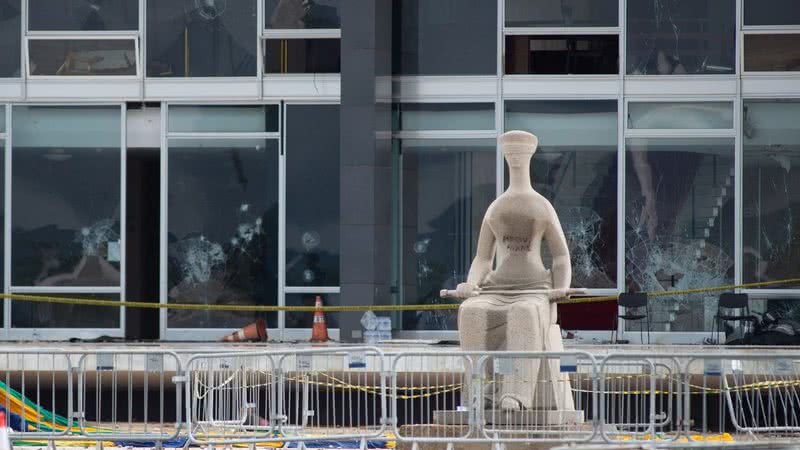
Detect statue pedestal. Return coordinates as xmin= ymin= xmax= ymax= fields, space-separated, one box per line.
xmin=434 ymin=409 xmax=585 ymax=426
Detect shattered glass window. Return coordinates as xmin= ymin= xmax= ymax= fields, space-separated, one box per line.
xmin=627 ymin=0 xmax=735 ymax=75
xmin=0 ymin=0 xmax=21 ymax=78
xmin=505 ymin=100 xmax=618 ymax=289
xmin=625 ymin=138 xmax=735 ymax=332
xmin=167 ymin=139 xmax=279 ymax=329
xmin=743 ymin=100 xmax=800 ymax=286
xmin=399 ymin=139 xmax=496 ymax=331
xmin=11 ymin=106 xmax=121 ymax=288
xmin=286 ymin=105 xmax=340 ymax=287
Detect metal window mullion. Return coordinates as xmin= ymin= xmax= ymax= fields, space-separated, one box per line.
xmin=502 ymin=26 xmax=620 ymax=35
xmin=257 ymin=0 xmax=264 ymax=97
xmin=497 ymin=0 xmax=504 ymax=197
xmin=9 ymin=286 xmax=122 ymax=294
xmin=119 ymin=103 xmax=127 ymax=336
xmin=278 ymin=101 xmax=286 ymax=340
xmin=742 ymin=26 xmax=800 ymax=33
xmin=26 ymin=32 xmax=139 ymax=39
xmin=166 ymin=132 xmax=281 ymax=140
xmin=262 ymin=29 xmax=341 ymax=39
xmin=283 ymin=286 xmax=341 ymax=294
xmin=3 ymin=104 xmax=11 ymax=337
xmin=391 ymin=130 xmax=498 ymax=140
xmin=141 ymin=0 xmax=146 ymax=95
xmin=623 ymin=129 xmax=737 ymax=138
xmin=159 ymin=102 xmax=168 ymax=339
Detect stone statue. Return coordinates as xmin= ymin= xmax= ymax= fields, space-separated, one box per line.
xmin=443 ymin=130 xmax=584 ymax=412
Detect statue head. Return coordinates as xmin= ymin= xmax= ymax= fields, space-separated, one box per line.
xmin=500 ymin=130 xmax=538 ymax=170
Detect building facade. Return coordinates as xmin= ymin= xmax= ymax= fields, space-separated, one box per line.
xmin=0 ymin=0 xmax=798 ymax=343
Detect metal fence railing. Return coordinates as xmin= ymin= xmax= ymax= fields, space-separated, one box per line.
xmin=2 ymin=347 xmax=800 ymax=447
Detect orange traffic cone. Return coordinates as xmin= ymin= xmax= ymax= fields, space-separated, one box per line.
xmin=221 ymin=318 xmax=268 ymax=342
xmin=310 ymin=296 xmax=329 ymax=343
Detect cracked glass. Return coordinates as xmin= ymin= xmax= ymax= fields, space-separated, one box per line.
xmin=743 ymin=100 xmax=800 ymax=287
xmin=625 ymin=137 xmax=735 ymax=332
xmin=398 ymin=138 xmax=496 ymax=331
xmin=167 ymin=138 xmax=279 ymax=329
xmin=505 ymin=100 xmax=618 ymax=289
xmin=627 ymin=0 xmax=735 ymax=75
xmin=11 ymin=106 xmax=121 ymax=288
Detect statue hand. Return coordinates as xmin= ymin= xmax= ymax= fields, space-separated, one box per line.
xmin=548 ymin=288 xmax=587 ymax=302
xmin=454 ymin=282 xmax=478 ymax=299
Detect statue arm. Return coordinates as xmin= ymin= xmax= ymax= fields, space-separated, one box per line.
xmin=544 ymin=205 xmax=571 ymax=290
xmin=454 ymin=218 xmax=495 ymax=298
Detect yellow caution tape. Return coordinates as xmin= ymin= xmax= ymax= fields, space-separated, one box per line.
xmin=0 ymin=277 xmax=798 ymax=312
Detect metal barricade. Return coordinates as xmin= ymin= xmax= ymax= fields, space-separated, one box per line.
xmin=76 ymin=350 xmax=183 ymax=442
xmin=276 ymin=347 xmax=387 ymax=443
xmin=599 ymin=354 xmax=682 ymax=443
xmin=186 ymin=347 xmax=386 ymax=446
xmin=390 ymin=351 xmax=597 ymax=445
xmin=1 ymin=350 xmax=73 ymax=440
xmin=390 ymin=352 xmax=474 ymax=441
xmin=687 ymin=353 xmax=800 ymax=440
xmin=185 ymin=351 xmax=277 ymax=445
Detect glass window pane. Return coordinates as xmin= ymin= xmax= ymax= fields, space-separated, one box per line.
xmin=169 ymin=105 xmax=279 ymax=133
xmin=167 ymin=138 xmax=279 ymax=329
xmin=744 ymin=34 xmax=800 ymax=72
xmin=743 ymin=100 xmax=800 ymax=285
xmin=12 ymin=293 xmax=119 ymax=328
xmin=505 ymin=0 xmax=618 ymax=27
xmin=147 ymin=0 xmax=257 ymax=77
xmin=505 ymin=35 xmax=618 ymax=75
xmin=0 ymin=0 xmax=22 ymax=78
xmin=745 ymin=0 xmax=800 ymax=26
xmin=628 ymin=102 xmax=734 ymax=129
xmin=0 ymin=107 xmax=5 ymax=132
xmin=29 ymin=39 xmax=137 ymax=76
xmin=398 ymin=138 xmax=496 ymax=331
xmin=505 ymin=100 xmax=618 ymax=288
xmin=627 ymin=0 xmax=735 ymax=75
xmin=395 ymin=103 xmax=495 ymax=131
xmin=286 ymin=105 xmax=339 ymax=287
xmin=265 ymin=0 xmax=340 ymax=29
xmin=264 ymin=38 xmax=340 ymax=74
xmin=625 ymin=138 xmax=735 ymax=332
xmin=29 ymin=0 xmax=138 ymax=31
xmin=286 ymin=293 xmax=339 ymax=328
xmin=12 ymin=106 xmax=121 ymax=288
xmin=393 ymin=0 xmax=497 ymax=75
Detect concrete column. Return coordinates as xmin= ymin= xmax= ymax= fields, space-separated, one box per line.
xmin=338 ymin=0 xmax=393 ymax=341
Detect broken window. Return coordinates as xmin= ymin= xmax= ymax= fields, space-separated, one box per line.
xmin=625 ymin=138 xmax=735 ymax=332
xmin=505 ymin=100 xmax=618 ymax=289
xmin=627 ymin=0 xmax=735 ymax=75
xmin=743 ymin=100 xmax=800 ymax=286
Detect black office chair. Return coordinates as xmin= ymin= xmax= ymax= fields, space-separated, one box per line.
xmin=612 ymin=293 xmax=650 ymax=344
xmin=713 ymin=293 xmax=758 ymax=344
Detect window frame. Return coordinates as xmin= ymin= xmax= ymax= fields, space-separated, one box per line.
xmin=25 ymin=34 xmax=141 ymax=79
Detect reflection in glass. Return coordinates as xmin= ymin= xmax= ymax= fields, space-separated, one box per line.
xmin=265 ymin=0 xmax=340 ymax=29
xmin=625 ymin=138 xmax=735 ymax=332
xmin=264 ymin=38 xmax=340 ymax=74
xmin=505 ymin=101 xmax=617 ymax=288
xmin=29 ymin=0 xmax=138 ymax=31
xmin=12 ymin=106 xmax=121 ymax=288
xmin=505 ymin=0 xmax=617 ymax=27
xmin=169 ymin=105 xmax=279 ymax=133
xmin=627 ymin=0 xmax=735 ymax=75
xmin=12 ymin=293 xmax=119 ymax=328
xmin=0 ymin=0 xmax=21 ymax=77
xmin=393 ymin=0 xmax=496 ymax=75
xmin=286 ymin=105 xmax=339 ymax=287
xmin=743 ymin=101 xmax=800 ymax=285
xmin=628 ymin=102 xmax=733 ymax=129
xmin=167 ymin=139 xmax=278 ymax=329
xmin=744 ymin=0 xmax=800 ymax=26
xmin=147 ymin=0 xmax=257 ymax=77
xmin=394 ymin=103 xmax=495 ymax=131
xmin=398 ymin=139 xmax=495 ymax=331
xmin=744 ymin=35 xmax=800 ymax=72
xmin=29 ymin=39 xmax=136 ymax=76
xmin=286 ymin=293 xmax=339 ymax=328
xmin=505 ymin=35 xmax=618 ymax=75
